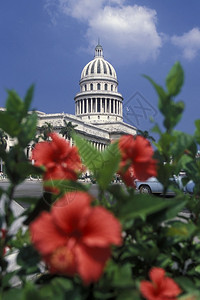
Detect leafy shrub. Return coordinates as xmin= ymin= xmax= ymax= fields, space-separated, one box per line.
xmin=1 ymin=63 xmax=200 ymax=299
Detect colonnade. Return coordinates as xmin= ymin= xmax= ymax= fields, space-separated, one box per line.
xmin=76 ymin=98 xmax=122 ymax=116
xmin=70 ymin=138 xmax=107 ymax=152
xmin=90 ymin=140 xmax=107 ymax=151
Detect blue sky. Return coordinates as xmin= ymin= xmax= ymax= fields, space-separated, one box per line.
xmin=0 ymin=0 xmax=200 ymax=136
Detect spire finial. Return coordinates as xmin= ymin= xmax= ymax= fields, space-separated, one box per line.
xmin=94 ymin=39 xmax=103 ymax=58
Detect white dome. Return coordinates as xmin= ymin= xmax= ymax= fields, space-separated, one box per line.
xmin=75 ymin=44 xmax=123 ymax=124
xmin=81 ymin=44 xmax=117 ymax=80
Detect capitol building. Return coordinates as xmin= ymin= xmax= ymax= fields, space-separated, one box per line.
xmin=37 ymin=43 xmax=136 ymax=148
xmin=3 ymin=44 xmax=137 ymax=154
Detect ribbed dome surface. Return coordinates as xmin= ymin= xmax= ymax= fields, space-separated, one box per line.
xmin=81 ymin=58 xmax=117 ymax=80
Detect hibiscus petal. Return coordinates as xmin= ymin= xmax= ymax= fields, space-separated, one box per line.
xmin=140 ymin=281 xmax=157 ymax=300
xmin=134 ymin=160 xmax=157 ymax=181
xmin=162 ymin=277 xmax=182 ymax=297
xmin=52 ymin=192 xmax=92 ymax=234
xmin=32 ymin=142 xmax=54 ymax=166
xmin=75 ymin=244 xmax=111 ymax=285
xmin=150 ymin=267 xmax=165 ymax=285
xmin=30 ymin=211 xmax=67 ymax=255
xmin=82 ymin=207 xmax=122 ymax=247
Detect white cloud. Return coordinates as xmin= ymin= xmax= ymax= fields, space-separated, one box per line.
xmin=44 ymin=0 xmax=162 ymax=64
xmin=171 ymin=28 xmax=200 ymax=60
xmin=87 ymin=5 xmax=162 ymax=64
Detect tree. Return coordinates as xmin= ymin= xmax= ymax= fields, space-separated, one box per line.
xmin=39 ymin=122 xmax=53 ymax=141
xmin=59 ymin=120 xmax=77 ymax=140
xmin=0 ymin=129 xmax=8 ymax=172
xmin=0 ymin=129 xmax=8 ymax=150
xmin=137 ymin=129 xmax=156 ymax=142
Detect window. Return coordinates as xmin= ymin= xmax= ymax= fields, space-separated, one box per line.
xmin=85 ymin=85 xmax=87 ymax=91
xmin=90 ymin=83 xmax=93 ymax=90
xmin=111 ymin=85 xmax=113 ymax=91
xmin=97 ymin=83 xmax=101 ymax=90
xmin=105 ymin=83 xmax=107 ymax=90
xmin=97 ymin=60 xmax=101 ymax=73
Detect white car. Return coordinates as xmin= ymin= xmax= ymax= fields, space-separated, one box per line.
xmin=135 ymin=173 xmax=190 ymax=195
xmin=135 ymin=177 xmax=177 ymax=195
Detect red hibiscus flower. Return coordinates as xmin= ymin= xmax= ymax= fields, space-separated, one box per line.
xmin=32 ymin=132 xmax=82 ymax=181
xmin=118 ymin=135 xmax=157 ymax=187
xmin=1 ymin=228 xmax=10 ymax=255
xmin=29 ymin=191 xmax=122 ymax=285
xmin=140 ymin=267 xmax=182 ymax=300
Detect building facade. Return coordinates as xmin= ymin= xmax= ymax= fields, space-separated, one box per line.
xmin=1 ymin=44 xmax=137 ymax=157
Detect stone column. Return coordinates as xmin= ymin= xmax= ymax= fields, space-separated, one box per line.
xmin=86 ymin=98 xmax=89 ymax=114
xmin=80 ymin=100 xmax=82 ymax=114
xmin=109 ymin=98 xmax=111 ymax=114
xmin=100 ymin=98 xmax=103 ymax=113
xmin=95 ymin=98 xmax=97 ymax=113
xmin=88 ymin=98 xmax=91 ymax=113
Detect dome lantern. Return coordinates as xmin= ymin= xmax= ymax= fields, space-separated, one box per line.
xmin=95 ymin=43 xmax=104 ymax=58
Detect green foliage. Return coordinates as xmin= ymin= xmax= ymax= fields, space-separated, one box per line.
xmin=39 ymin=121 xmax=53 ymax=141
xmin=1 ymin=63 xmax=200 ymax=299
xmin=73 ymin=134 xmax=120 ymax=190
xmin=59 ymin=120 xmax=77 ymax=140
xmin=166 ymin=61 xmax=184 ymax=96
xmin=144 ymin=62 xmax=185 ymax=133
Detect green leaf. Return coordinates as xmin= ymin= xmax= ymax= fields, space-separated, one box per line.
xmin=10 ymin=228 xmax=30 ymax=248
xmin=6 ymin=159 xmax=43 ymax=185
xmin=119 ymin=194 xmax=165 ymax=220
xmin=163 ymin=100 xmax=185 ymax=131
xmin=40 ymin=277 xmax=73 ymax=298
xmin=116 ymin=193 xmax=180 ymax=222
xmin=24 ymin=85 xmax=34 ymax=113
xmin=179 ymin=292 xmax=200 ymax=300
xmin=116 ymin=290 xmax=141 ymax=300
xmin=0 ymin=111 xmax=21 ymax=137
xmin=17 ymin=245 xmax=41 ymax=274
xmin=166 ymin=62 xmax=184 ymax=96
xmin=171 ymin=131 xmax=197 ymax=158
xmin=167 ymin=222 xmax=196 ymax=239
xmin=175 ymin=276 xmax=198 ymax=292
xmin=194 ymin=119 xmax=200 ymax=144
xmin=73 ymin=134 xmax=103 ymax=173
xmin=98 ymin=142 xmax=121 ymax=189
xmin=109 ymin=263 xmax=134 ymax=288
xmin=40 ymin=277 xmax=81 ymax=300
xmin=19 ymin=112 xmax=38 ymax=146
xmin=1 ymin=289 xmax=23 ymax=300
xmin=143 ymin=75 xmax=167 ymax=100
xmin=6 ymin=89 xmax=24 ymax=118
xmin=23 ymin=282 xmax=44 ymax=300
